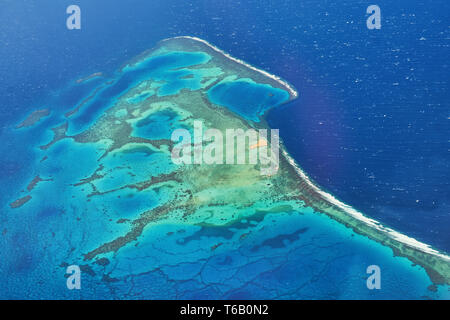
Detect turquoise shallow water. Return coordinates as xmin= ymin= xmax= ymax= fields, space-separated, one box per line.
xmin=207 ymin=79 xmax=290 ymax=122
xmin=1 ymin=0 xmax=448 ymax=258
xmin=133 ymin=108 xmax=184 ymax=140
xmin=0 ymin=192 xmax=442 ymax=299
xmin=0 ymin=43 xmax=448 ymax=300
xmin=67 ymin=51 xmax=211 ymax=135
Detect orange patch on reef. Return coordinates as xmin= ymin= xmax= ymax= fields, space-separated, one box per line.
xmin=249 ymin=139 xmax=268 ymax=149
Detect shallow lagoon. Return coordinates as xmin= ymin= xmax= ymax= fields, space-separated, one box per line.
xmin=0 ymin=37 xmax=448 ymax=299
xmin=207 ymin=78 xmax=290 ymax=122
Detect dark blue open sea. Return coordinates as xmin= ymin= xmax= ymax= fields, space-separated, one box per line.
xmin=0 ymin=0 xmax=448 ymax=299
xmin=1 ymin=0 xmax=448 ymax=251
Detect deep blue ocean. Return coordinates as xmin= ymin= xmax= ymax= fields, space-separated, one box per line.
xmin=0 ymin=0 xmax=448 ymax=258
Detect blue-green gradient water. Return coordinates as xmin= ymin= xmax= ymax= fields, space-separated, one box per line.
xmin=0 ymin=0 xmax=448 ymax=299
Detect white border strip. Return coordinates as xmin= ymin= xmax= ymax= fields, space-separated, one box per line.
xmin=162 ymin=36 xmax=298 ymax=98
xmin=281 ymin=147 xmax=450 ymax=262
xmin=162 ymin=35 xmax=450 ymax=262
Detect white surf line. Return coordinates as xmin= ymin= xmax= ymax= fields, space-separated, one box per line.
xmin=281 ymin=147 xmax=450 ymax=262
xmin=162 ymin=36 xmax=298 ymax=99
xmin=163 ymin=36 xmax=450 ymax=263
